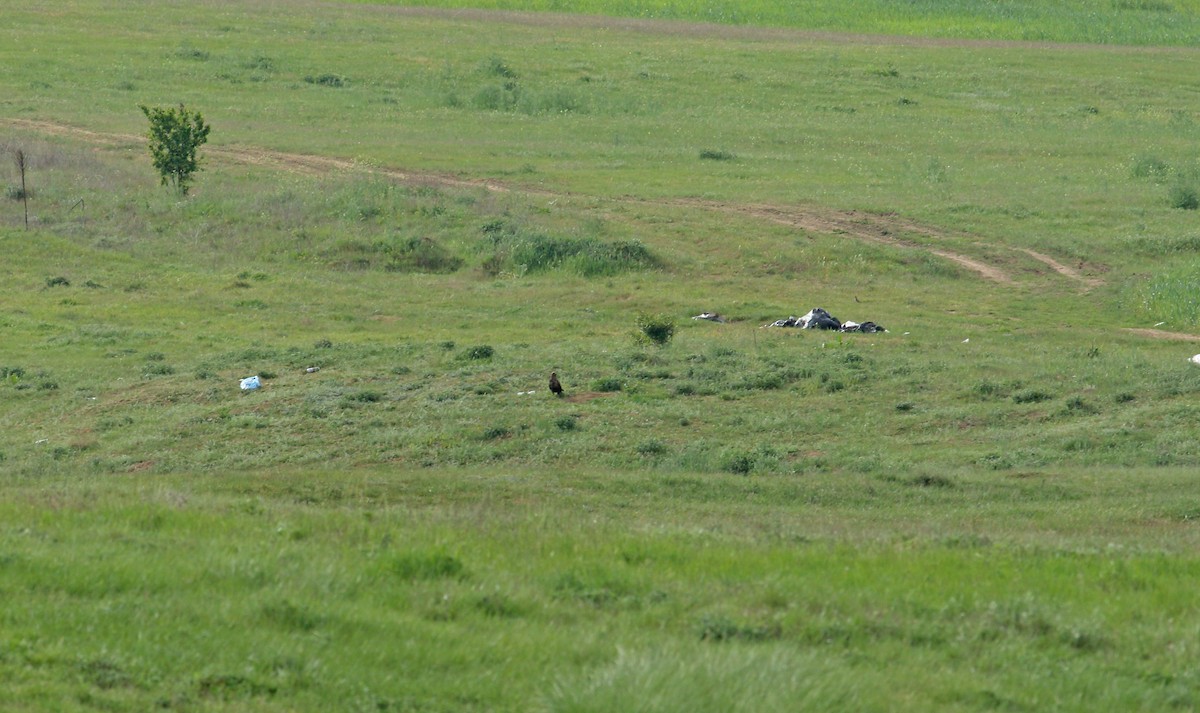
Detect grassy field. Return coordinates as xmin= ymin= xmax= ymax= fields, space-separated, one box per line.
xmin=4 ymin=1 xmax=1200 ymax=710
xmin=357 ymin=0 xmax=1200 ymax=46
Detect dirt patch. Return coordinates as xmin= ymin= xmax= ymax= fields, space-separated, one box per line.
xmin=1122 ymin=328 xmax=1200 ymax=342
xmin=675 ymin=199 xmax=1014 ymax=284
xmin=4 ymin=118 xmax=143 ymax=146
xmin=1014 ymin=248 xmax=1104 ymax=288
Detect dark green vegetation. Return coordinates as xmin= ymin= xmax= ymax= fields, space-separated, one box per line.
xmin=140 ymin=103 xmax=211 ymax=195
xmin=4 ymin=1 xmax=1200 ymax=710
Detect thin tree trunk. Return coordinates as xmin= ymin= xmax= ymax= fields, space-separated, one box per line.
xmin=16 ymin=150 xmax=28 ymax=229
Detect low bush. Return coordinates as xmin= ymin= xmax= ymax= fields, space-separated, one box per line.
xmin=305 ymin=73 xmax=346 ymax=87
xmin=461 ymin=345 xmax=494 ymax=360
xmin=483 ymin=224 xmax=657 ymax=277
xmin=1170 ymin=183 xmax=1199 ymax=210
xmin=591 ymin=377 xmax=623 ymax=392
xmin=389 ymin=552 xmax=465 ymax=581
xmin=636 ymin=313 xmax=676 ymax=346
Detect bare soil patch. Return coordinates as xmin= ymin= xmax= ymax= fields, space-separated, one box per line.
xmin=1122 ymin=328 xmax=1200 ymax=342
xmin=674 ymin=199 xmax=1014 ymax=284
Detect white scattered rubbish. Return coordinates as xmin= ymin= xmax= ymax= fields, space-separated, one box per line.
xmin=692 ymin=312 xmax=726 ymax=323
xmin=1190 ymin=354 xmax=1200 ymax=366
xmin=35 ymin=438 xmax=48 ymax=445
xmin=903 ymin=332 xmax=911 ymax=336
xmin=763 ymin=307 xmax=886 ymax=333
xmin=517 ymin=390 xmax=538 ymax=396
xmin=239 ymin=375 xmax=261 ymax=390
xmin=1155 ymin=322 xmax=1167 ymax=327
xmin=305 ymin=366 xmax=320 ymax=373
xmin=962 ymin=338 xmax=970 ymax=343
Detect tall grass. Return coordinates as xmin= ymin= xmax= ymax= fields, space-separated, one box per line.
xmin=1125 ymin=259 xmax=1200 ymax=326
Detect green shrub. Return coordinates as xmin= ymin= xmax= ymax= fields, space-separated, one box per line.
xmin=591 ymin=377 xmax=623 ymax=392
xmin=472 ymin=82 xmax=518 ymax=111
xmin=907 ymin=474 xmax=954 ymax=488
xmin=480 ymin=426 xmax=511 ymax=441
xmin=518 ymin=86 xmax=588 ymax=115
xmin=481 ymin=56 xmax=517 ymax=78
xmin=1170 ymin=183 xmax=1200 ymax=210
xmin=1012 ymin=389 xmax=1052 ymax=404
xmin=721 ymin=450 xmax=755 ymax=475
xmin=699 ymin=149 xmax=735 ymax=161
xmin=175 ymin=46 xmax=210 ymax=61
xmin=484 ymin=227 xmax=657 ymax=276
xmin=475 ymin=593 xmax=521 ymax=618
xmin=697 ymin=615 xmax=780 ymax=642
xmin=386 ymin=237 xmax=463 ymax=273
xmin=389 ymin=552 xmax=464 ymax=581
xmin=635 ymin=440 xmax=667 ymax=456
xmin=636 ymin=313 xmax=676 ymax=346
xmin=305 ymin=73 xmax=346 ymax=87
xmin=1131 ymin=154 xmax=1170 ymax=181
xmin=461 ymin=345 xmax=494 ymax=360
xmin=343 ymin=390 xmax=382 ymax=404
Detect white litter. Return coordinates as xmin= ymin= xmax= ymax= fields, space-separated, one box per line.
xmin=962 ymin=338 xmax=970 ymax=343
xmin=1190 ymin=354 xmax=1200 ymax=366
xmin=240 ymin=375 xmax=261 ymax=390
xmin=1155 ymin=322 xmax=1167 ymax=327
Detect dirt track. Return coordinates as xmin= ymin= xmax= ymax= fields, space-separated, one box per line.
xmin=1123 ymin=329 xmax=1200 ymax=343
xmin=3 ymin=117 xmax=1101 ymax=288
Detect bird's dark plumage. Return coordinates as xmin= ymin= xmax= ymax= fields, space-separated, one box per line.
xmin=549 ymin=372 xmax=563 ymax=397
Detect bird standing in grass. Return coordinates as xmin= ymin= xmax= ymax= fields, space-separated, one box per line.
xmin=549 ymin=372 xmax=564 ymax=397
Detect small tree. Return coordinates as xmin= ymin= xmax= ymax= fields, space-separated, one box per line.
xmin=139 ymin=103 xmax=210 ymax=195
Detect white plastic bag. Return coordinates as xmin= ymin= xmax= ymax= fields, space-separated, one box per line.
xmin=240 ymin=375 xmax=261 ymax=390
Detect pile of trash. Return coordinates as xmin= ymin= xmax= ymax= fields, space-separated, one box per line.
xmin=764 ymin=307 xmax=886 ymax=333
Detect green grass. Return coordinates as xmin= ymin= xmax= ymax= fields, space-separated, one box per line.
xmin=4 ymin=467 xmax=1200 ymax=711
xmin=5 ymin=0 xmax=1200 ymax=709
xmin=352 ymin=0 xmax=1200 ymax=46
